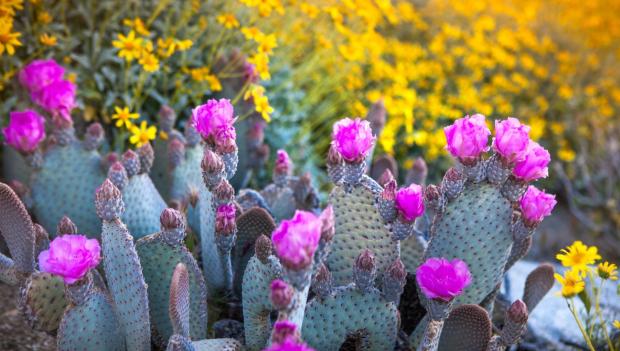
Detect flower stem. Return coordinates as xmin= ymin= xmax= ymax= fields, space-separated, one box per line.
xmin=567 ymin=298 xmax=596 ymax=351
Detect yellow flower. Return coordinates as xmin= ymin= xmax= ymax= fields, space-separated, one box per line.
xmin=205 ymin=75 xmax=222 ymax=92
xmin=241 ymin=27 xmax=263 ymax=41
xmin=244 ymin=84 xmax=265 ymax=101
xmin=175 ymin=39 xmax=192 ymax=51
xmin=217 ymin=13 xmax=239 ymax=29
xmin=159 ymin=130 xmax=169 ymax=141
xmin=556 ymin=241 xmax=602 ymax=274
xmin=554 ymin=269 xmax=585 ymax=298
xmin=614 ymin=320 xmax=620 ymax=330
xmin=111 ymin=106 xmax=139 ymax=129
xmin=0 ymin=0 xmax=23 ymax=16
xmin=122 ymin=17 xmax=150 ymax=37
xmin=248 ymin=53 xmax=270 ymax=80
xmin=0 ymin=18 xmax=22 ymax=56
xmin=129 ymin=121 xmax=157 ymax=147
xmin=37 ymin=11 xmax=52 ymax=25
xmin=254 ymin=95 xmax=273 ymax=122
xmin=139 ymin=53 xmax=159 ymax=72
xmin=597 ymin=261 xmax=618 ymax=280
xmin=257 ymin=33 xmax=277 ymax=55
xmin=157 ymin=38 xmax=176 ymax=58
xmin=112 ymin=31 xmax=143 ymax=62
xmin=39 ymin=33 xmax=57 ymax=46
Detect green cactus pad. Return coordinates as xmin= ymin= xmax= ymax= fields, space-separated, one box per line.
xmin=400 ymin=234 xmax=426 ymax=273
xmin=122 ymin=174 xmax=167 ymax=239
xmin=31 ymin=143 xmax=104 ymax=237
xmin=198 ymin=189 xmax=223 ymax=292
xmin=192 ymin=338 xmax=244 ymax=351
xmin=0 ymin=253 xmax=17 ymax=284
xmin=243 ymin=255 xmax=281 ymax=351
xmin=261 ymin=184 xmax=296 ymax=221
xmin=57 ymin=290 xmax=125 ymax=351
xmin=233 ymin=207 xmax=275 ymax=295
xmin=151 ymin=138 xmax=173 ymax=200
xmin=19 ymin=272 xmax=68 ymax=333
xmin=101 ymin=219 xmax=151 ymax=351
xmin=0 ymin=183 xmax=35 ymax=275
xmin=327 ymin=185 xmax=398 ymax=286
xmin=437 ymin=304 xmax=492 ymax=351
xmin=522 ymin=263 xmax=554 ymax=312
xmin=425 ymin=183 xmax=513 ymax=305
xmin=302 ymin=286 xmax=399 ymax=351
xmin=170 ymin=145 xmax=203 ymax=203
xmin=136 ymin=234 xmax=207 ymax=347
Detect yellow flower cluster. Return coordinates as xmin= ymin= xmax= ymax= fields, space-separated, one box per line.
xmin=0 ymin=0 xmax=23 ymax=56
xmin=244 ymin=85 xmax=273 ymax=122
xmin=111 ymin=106 xmax=156 ymax=148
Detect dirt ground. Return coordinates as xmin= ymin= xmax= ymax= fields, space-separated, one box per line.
xmin=0 ymin=282 xmax=55 ymax=351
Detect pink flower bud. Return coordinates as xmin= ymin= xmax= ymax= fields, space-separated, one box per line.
xmin=319 ymin=205 xmax=335 ymax=242
xmin=191 ymin=99 xmax=235 ymax=142
xmin=19 ymin=59 xmax=65 ymax=93
xmin=512 ymin=141 xmax=550 ymax=181
xmin=272 ymin=210 xmax=322 ymax=270
xmin=274 ymin=149 xmax=292 ymax=176
xmin=3 ymin=110 xmax=46 ymax=153
xmin=443 ymin=114 xmax=491 ymax=159
xmin=519 ymin=186 xmax=556 ymax=225
xmin=331 ymin=117 xmax=376 ymax=163
xmin=270 ymin=279 xmax=293 ymax=310
xmin=416 ymin=257 xmax=472 ymax=302
xmin=38 ymin=234 xmax=101 ymax=284
xmin=265 ymin=337 xmax=315 ymax=351
xmin=32 ymin=79 xmax=76 ymax=122
xmin=378 ymin=169 xmax=395 ymax=187
xmin=215 ymin=203 xmax=237 ymax=235
xmin=395 ymin=184 xmax=425 ymax=222
xmin=493 ymin=118 xmax=531 ymax=163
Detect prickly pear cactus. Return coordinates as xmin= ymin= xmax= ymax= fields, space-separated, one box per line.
xmin=19 ymin=272 xmax=68 ymax=332
xmin=0 ymin=182 xmax=35 ymax=281
xmin=436 ymin=304 xmax=492 ymax=351
xmin=31 ymin=140 xmax=105 ymax=237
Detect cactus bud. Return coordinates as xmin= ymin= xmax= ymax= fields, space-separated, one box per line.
xmin=168 ymin=138 xmax=186 ymax=169
xmin=201 ymin=148 xmax=224 ymax=188
xmin=378 ymin=169 xmax=395 ymax=188
xmin=188 ymin=188 xmax=199 ymax=208
xmin=247 ymin=121 xmax=265 ymax=146
xmin=507 ymin=299 xmax=528 ymax=324
xmin=319 ymin=205 xmax=335 ymax=243
xmin=409 ymin=157 xmax=428 ymax=185
xmin=137 ymin=142 xmax=154 ymax=174
xmin=95 ymin=179 xmax=124 ymax=221
xmin=160 ymin=208 xmax=186 ymax=243
xmin=271 ymin=320 xmax=299 ymax=345
xmin=213 ymin=180 xmax=235 ymax=204
xmin=101 ymin=152 xmax=119 ymax=171
xmin=56 ymin=216 xmax=78 ymax=235
xmin=108 ymin=161 xmax=129 ymax=190
xmin=158 ymin=105 xmax=177 ymax=133
xmin=270 ymin=279 xmax=293 ymax=310
xmin=312 ymin=263 xmax=333 ymax=298
xmin=121 ymin=149 xmax=140 ymax=177
xmin=378 ymin=179 xmax=397 ymax=223
xmin=497 ymin=299 xmax=529 ymax=347
xmin=215 ymin=203 xmax=237 ymax=236
xmin=255 ymin=234 xmax=273 ymax=263
xmin=424 ymin=184 xmax=443 ymax=212
xmin=382 ymin=259 xmax=407 ymax=302
xmin=354 ymin=249 xmax=376 ymax=292
xmin=83 ymin=123 xmax=104 ymax=151
xmin=366 ymin=99 xmax=386 ymax=135
xmin=327 ymin=144 xmax=343 ymax=166
xmin=274 ymin=149 xmax=292 ymax=176
xmin=441 ymin=167 xmax=465 ymax=200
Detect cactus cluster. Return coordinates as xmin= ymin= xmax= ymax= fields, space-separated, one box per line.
xmin=1 ymin=107 xmax=558 ymax=350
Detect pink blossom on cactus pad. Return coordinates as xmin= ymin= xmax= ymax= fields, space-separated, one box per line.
xmin=215 ymin=203 xmax=237 ymax=233
xmin=3 ymin=110 xmax=46 ymax=153
xmin=191 ymin=98 xmax=235 ymax=142
xmin=493 ymin=118 xmax=531 ymax=163
xmin=331 ymin=117 xmax=375 ymax=162
xmin=519 ymin=186 xmax=556 ymax=224
xmin=263 ymin=337 xmax=315 ymax=351
xmin=275 ymin=149 xmax=292 ymax=174
xmin=271 ymin=210 xmax=322 ymax=270
xmin=38 ymin=234 xmax=101 ymax=284
xmin=33 ymin=79 xmax=76 ymax=121
xmin=395 ymin=184 xmax=425 ymax=222
xmin=512 ymin=141 xmax=550 ymax=181
xmin=416 ymin=257 xmax=472 ymax=302
xmin=443 ymin=114 xmax=491 ymax=159
xmin=19 ymin=59 xmax=65 ymax=93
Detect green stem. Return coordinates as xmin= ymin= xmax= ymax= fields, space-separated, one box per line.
xmin=567 ymin=298 xmax=596 ymax=351
xmin=592 ymin=277 xmax=616 ymax=351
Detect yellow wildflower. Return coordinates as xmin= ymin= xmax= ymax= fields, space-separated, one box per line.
xmin=139 ymin=53 xmax=159 ymax=72
xmin=257 ymin=33 xmax=277 ymax=55
xmin=244 ymin=84 xmax=265 ymax=101
xmin=554 ymin=269 xmax=585 ymax=298
xmin=175 ymin=39 xmax=192 ymax=51
xmin=129 ymin=121 xmax=157 ymax=147
xmin=122 ymin=17 xmax=150 ymax=37
xmin=248 ymin=53 xmax=270 ymax=80
xmin=254 ymin=95 xmax=273 ymax=122
xmin=241 ymin=27 xmax=263 ymax=41
xmin=557 ymin=147 xmax=576 ymax=162
xmin=0 ymin=0 xmax=23 ymax=16
xmin=112 ymin=31 xmax=143 ymax=62
xmin=157 ymin=38 xmax=176 ymax=58
xmin=159 ymin=131 xmax=169 ymax=141
xmin=597 ymin=262 xmax=618 ymax=280
xmin=614 ymin=320 xmax=620 ymax=330
xmin=556 ymin=241 xmax=601 ymax=274
xmin=189 ymin=67 xmax=212 ymax=81
xmin=66 ymin=72 xmax=77 ymax=83
xmin=37 ymin=11 xmax=52 ymax=25
xmin=111 ymin=106 xmax=139 ymax=129
xmin=39 ymin=33 xmax=57 ymax=46
xmin=205 ymin=74 xmax=222 ymax=92
xmin=0 ymin=18 xmax=22 ymax=56
xmin=217 ymin=13 xmax=239 ymax=29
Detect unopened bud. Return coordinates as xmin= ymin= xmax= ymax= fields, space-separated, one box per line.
xmin=270 ymin=279 xmax=293 ymax=310
xmin=122 ymin=149 xmax=140 ymax=177
xmin=56 ymin=216 xmax=78 ymax=235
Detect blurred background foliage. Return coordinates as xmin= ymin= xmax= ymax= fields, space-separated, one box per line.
xmin=1 ymin=0 xmax=619 ymax=249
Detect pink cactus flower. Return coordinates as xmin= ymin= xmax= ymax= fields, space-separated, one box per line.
xmin=512 ymin=141 xmax=550 ymax=181
xmin=416 ymin=257 xmax=472 ymax=302
xmin=215 ymin=203 xmax=237 ymax=234
xmin=493 ymin=118 xmax=531 ymax=163
xmin=331 ymin=117 xmax=375 ymax=163
xmin=38 ymin=234 xmax=101 ymax=284
xmin=19 ymin=59 xmax=65 ymax=93
xmin=443 ymin=114 xmax=491 ymax=159
xmin=3 ymin=110 xmax=46 ymax=153
xmin=270 ymin=279 xmax=293 ymax=309
xmin=395 ymin=184 xmax=425 ymax=222
xmin=263 ymin=337 xmax=315 ymax=351
xmin=271 ymin=210 xmax=322 ymax=270
xmin=275 ymin=149 xmax=292 ymax=175
xmin=519 ymin=186 xmax=556 ymax=224
xmin=191 ymin=99 xmax=236 ymax=142
xmin=33 ymin=79 xmax=76 ymax=121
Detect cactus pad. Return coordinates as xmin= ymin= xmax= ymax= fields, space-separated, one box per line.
xmin=57 ymin=290 xmax=125 ymax=351
xmin=136 ymin=234 xmax=207 ymax=346
xmin=400 ymin=234 xmax=427 ymax=273
xmin=122 ymin=174 xmax=167 ymax=239
xmin=302 ymin=285 xmax=399 ymax=351
xmin=522 ymin=263 xmax=554 ymax=311
xmin=261 ymin=184 xmax=296 ymax=221
xmin=192 ymin=338 xmax=244 ymax=351
xmin=0 ymin=182 xmax=35 ymax=275
xmin=436 ymin=304 xmax=492 ymax=351
xmin=19 ymin=272 xmax=68 ymax=332
xmin=328 ymin=185 xmax=398 ymax=286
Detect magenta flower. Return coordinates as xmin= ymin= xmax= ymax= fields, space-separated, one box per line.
xmin=331 ymin=117 xmax=375 ymax=163
xmin=416 ymin=257 xmax=472 ymax=302
xmin=38 ymin=234 xmax=101 ymax=284
xmin=270 ymin=279 xmax=293 ymax=309
xmin=263 ymin=337 xmax=315 ymax=351
xmin=493 ymin=118 xmax=531 ymax=163
xmin=271 ymin=210 xmax=322 ymax=270
xmin=19 ymin=59 xmax=65 ymax=93
xmin=3 ymin=110 xmax=46 ymax=153
xmin=191 ymin=99 xmax=236 ymax=142
xmin=33 ymin=79 xmax=76 ymax=121
xmin=512 ymin=141 xmax=550 ymax=181
xmin=395 ymin=184 xmax=425 ymax=222
xmin=443 ymin=114 xmax=491 ymax=159
xmin=275 ymin=149 xmax=291 ymax=175
xmin=519 ymin=186 xmax=556 ymax=224
xmin=215 ymin=203 xmax=237 ymax=234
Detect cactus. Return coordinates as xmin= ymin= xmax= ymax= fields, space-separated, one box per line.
xmin=19 ymin=272 xmax=68 ymax=332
